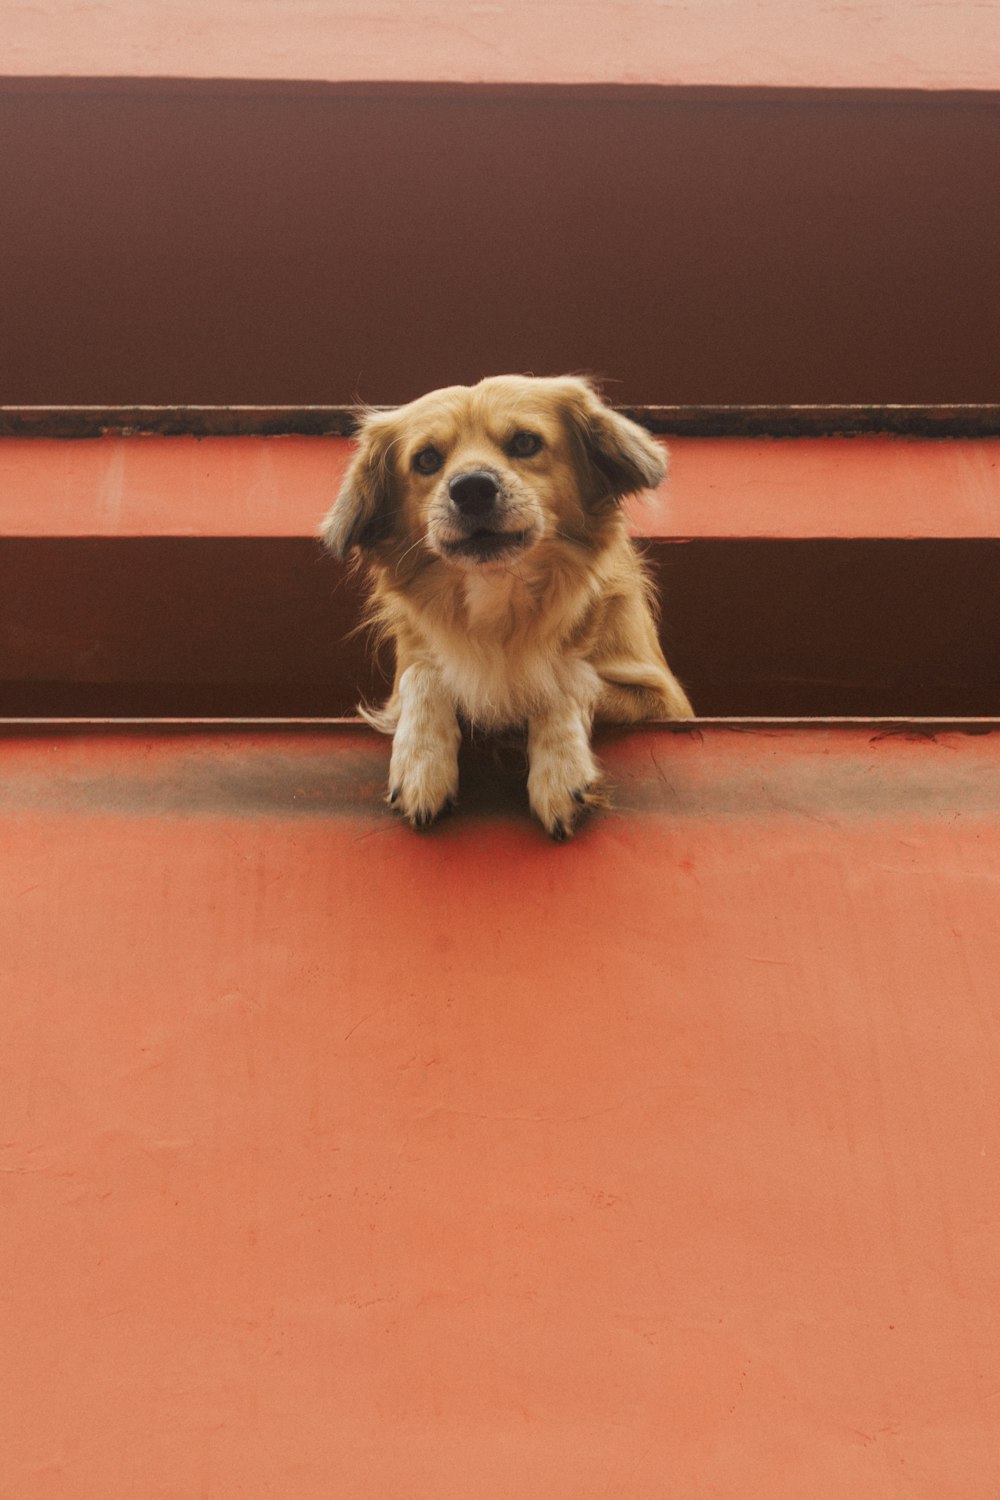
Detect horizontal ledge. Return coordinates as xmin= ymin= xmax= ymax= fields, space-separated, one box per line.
xmin=4 ymin=435 xmax=1000 ymax=541
xmin=4 ymin=404 xmax=1000 ymax=439
xmin=3 ymin=79 xmax=1000 ymax=103
xmin=2 ymin=717 xmax=998 ymax=734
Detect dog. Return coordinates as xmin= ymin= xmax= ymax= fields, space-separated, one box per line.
xmin=321 ymin=375 xmax=693 ymax=838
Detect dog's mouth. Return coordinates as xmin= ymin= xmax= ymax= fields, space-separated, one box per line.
xmin=440 ymin=528 xmax=533 ymax=563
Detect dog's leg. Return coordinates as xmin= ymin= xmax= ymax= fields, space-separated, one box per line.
xmin=388 ymin=662 xmax=461 ymax=829
xmin=527 ymin=667 xmax=602 ymax=841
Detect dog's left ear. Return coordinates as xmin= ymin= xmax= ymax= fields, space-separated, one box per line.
xmin=560 ymin=378 xmax=667 ymax=506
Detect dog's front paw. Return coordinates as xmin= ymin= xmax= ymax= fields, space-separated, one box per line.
xmin=527 ymin=748 xmax=602 ymax=841
xmin=386 ymin=664 xmax=461 ymax=830
xmin=388 ymin=746 xmax=459 ymax=830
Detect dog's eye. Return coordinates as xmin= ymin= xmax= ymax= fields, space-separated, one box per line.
xmin=413 ymin=446 xmax=444 ymax=475
xmin=507 ymin=430 xmax=543 ymax=459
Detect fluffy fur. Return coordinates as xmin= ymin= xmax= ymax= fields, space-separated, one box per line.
xmin=320 ymin=374 xmax=692 ymax=838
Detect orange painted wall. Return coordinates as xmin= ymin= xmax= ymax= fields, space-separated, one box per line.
xmin=4 ymin=725 xmax=1000 ymax=1497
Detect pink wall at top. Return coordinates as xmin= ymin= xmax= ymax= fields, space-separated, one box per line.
xmin=1 ymin=0 xmax=998 ymax=90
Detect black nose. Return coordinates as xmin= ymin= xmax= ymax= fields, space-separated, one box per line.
xmin=448 ymin=469 xmax=500 ymax=519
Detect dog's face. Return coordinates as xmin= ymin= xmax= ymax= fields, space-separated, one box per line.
xmin=322 ymin=375 xmax=666 ymax=571
xmin=391 ymin=380 xmax=579 ymax=571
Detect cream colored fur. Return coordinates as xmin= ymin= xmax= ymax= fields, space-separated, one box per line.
xmin=321 ymin=374 xmax=692 ymax=838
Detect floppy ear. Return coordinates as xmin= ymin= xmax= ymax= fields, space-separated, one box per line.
xmin=560 ymin=378 xmax=667 ymax=505
xmin=320 ymin=413 xmax=397 ymax=559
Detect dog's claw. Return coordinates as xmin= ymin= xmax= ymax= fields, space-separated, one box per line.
xmin=389 ymin=779 xmax=458 ymax=830
xmin=550 ymin=818 xmax=569 ymax=842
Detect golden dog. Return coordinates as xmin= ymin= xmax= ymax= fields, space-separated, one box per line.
xmin=321 ymin=375 xmax=692 ymax=838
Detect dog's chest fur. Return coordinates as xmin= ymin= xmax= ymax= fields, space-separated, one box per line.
xmin=461 ymin=570 xmax=523 ymax=632
xmin=407 ymin=564 xmax=597 ymax=729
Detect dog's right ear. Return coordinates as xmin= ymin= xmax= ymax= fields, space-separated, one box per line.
xmin=320 ymin=413 xmax=397 ymax=559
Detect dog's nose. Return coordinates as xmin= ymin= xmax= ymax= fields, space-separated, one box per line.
xmin=448 ymin=469 xmax=500 ymax=519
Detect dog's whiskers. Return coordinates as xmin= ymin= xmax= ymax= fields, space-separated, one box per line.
xmin=391 ymin=533 xmax=432 ymax=576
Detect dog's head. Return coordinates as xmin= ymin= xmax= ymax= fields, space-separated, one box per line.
xmin=321 ymin=375 xmax=666 ymax=571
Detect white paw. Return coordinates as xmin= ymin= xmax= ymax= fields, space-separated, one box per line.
xmin=527 ymin=742 xmax=602 ymax=841
xmin=387 ymin=663 xmax=461 ymax=830
xmin=388 ymin=740 xmax=460 ymax=830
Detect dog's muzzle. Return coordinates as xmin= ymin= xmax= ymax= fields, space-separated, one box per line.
xmin=439 ymin=468 xmax=533 ymax=564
